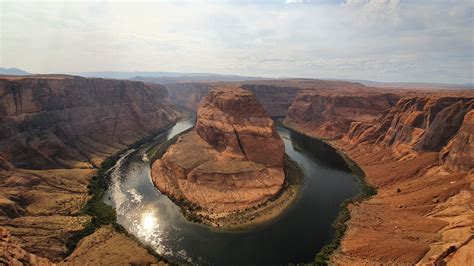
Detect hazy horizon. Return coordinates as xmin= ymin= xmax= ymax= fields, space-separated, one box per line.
xmin=1 ymin=0 xmax=473 ymax=84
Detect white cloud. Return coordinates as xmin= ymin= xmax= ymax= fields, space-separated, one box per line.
xmin=0 ymin=0 xmax=472 ymax=83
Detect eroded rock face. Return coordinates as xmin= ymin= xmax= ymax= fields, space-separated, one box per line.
xmin=441 ymin=110 xmax=474 ymax=171
xmin=0 ymin=75 xmax=180 ymax=169
xmin=282 ymin=88 xmax=474 ymax=264
xmin=0 ymin=227 xmax=56 ymax=266
xmin=285 ymin=89 xmax=400 ymax=139
xmin=241 ymin=84 xmax=299 ymax=117
xmin=345 ymin=96 xmax=474 ymax=157
xmin=0 ymin=75 xmax=181 ymax=262
xmin=152 ymin=86 xmax=285 ymax=213
xmin=165 ymin=82 xmax=300 ymax=117
xmin=195 ymin=87 xmax=284 ymax=166
xmin=165 ymin=82 xmax=211 ymax=110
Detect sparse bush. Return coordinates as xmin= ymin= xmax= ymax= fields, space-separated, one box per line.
xmin=65 ymin=124 xmax=176 ymax=261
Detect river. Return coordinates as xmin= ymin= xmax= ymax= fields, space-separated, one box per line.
xmin=105 ymin=119 xmax=361 ymax=265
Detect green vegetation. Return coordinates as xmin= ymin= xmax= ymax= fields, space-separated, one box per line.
xmin=284 ymin=154 xmax=305 ymax=186
xmin=267 ymin=154 xmax=304 ymax=203
xmin=277 ymin=121 xmax=376 ymax=265
xmin=65 ymin=125 xmax=175 ymax=262
xmin=66 ymin=154 xmax=119 ymax=253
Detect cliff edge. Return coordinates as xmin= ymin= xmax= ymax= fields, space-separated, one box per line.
xmin=151 ymin=86 xmax=291 ymax=228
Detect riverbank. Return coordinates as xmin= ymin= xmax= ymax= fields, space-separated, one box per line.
xmin=281 ymin=120 xmax=377 ymax=264
xmin=148 ymin=128 xmax=305 ymax=231
xmin=283 ymin=120 xmax=473 ymax=265
xmin=65 ymin=125 xmax=178 ymax=265
xmin=197 ymin=154 xmax=304 ymax=231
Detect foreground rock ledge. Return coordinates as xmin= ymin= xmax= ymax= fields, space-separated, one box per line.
xmin=151 ymin=86 xmax=293 ymax=228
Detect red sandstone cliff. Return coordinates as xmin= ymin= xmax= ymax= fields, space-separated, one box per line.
xmin=441 ymin=110 xmax=474 ymax=171
xmin=164 ymin=79 xmax=367 ymax=118
xmin=0 ymin=75 xmax=180 ymax=263
xmin=345 ymin=96 xmax=473 ymax=164
xmin=285 ymin=89 xmax=400 ymax=139
xmin=241 ymin=84 xmax=299 ymax=117
xmin=0 ymin=227 xmax=55 ymax=266
xmin=165 ymin=82 xmax=300 ymax=117
xmin=195 ymin=87 xmax=284 ymax=166
xmin=283 ymin=88 xmax=474 ymax=265
xmin=152 ymin=86 xmax=285 ymax=217
xmin=165 ymin=82 xmax=211 ymax=111
xmin=0 ymin=75 xmax=180 ymax=169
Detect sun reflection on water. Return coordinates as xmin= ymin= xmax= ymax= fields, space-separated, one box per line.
xmin=142 ymin=212 xmax=156 ymax=231
xmin=137 ymin=210 xmax=160 ymax=242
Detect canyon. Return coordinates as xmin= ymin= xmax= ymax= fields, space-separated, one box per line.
xmin=150 ymin=86 xmax=297 ymax=228
xmin=0 ymin=75 xmax=472 ymax=265
xmin=163 ymin=79 xmax=366 ymax=117
xmin=164 ymin=82 xmax=301 ymax=117
xmin=0 ymin=75 xmax=180 ymax=264
xmin=156 ymin=80 xmax=474 ymax=263
xmin=283 ymin=89 xmax=473 ymax=265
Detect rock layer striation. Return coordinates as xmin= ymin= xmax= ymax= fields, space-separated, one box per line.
xmin=152 ymin=86 xmax=285 ymax=216
xmin=0 ymin=75 xmax=180 ymax=263
xmin=283 ymin=88 xmax=474 ymax=265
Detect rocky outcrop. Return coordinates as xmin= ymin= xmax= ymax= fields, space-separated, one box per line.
xmin=441 ymin=110 xmax=473 ymax=171
xmin=285 ymin=89 xmax=400 ymax=139
xmin=0 ymin=75 xmax=180 ymax=169
xmin=0 ymin=75 xmax=181 ymax=262
xmin=195 ymin=87 xmax=284 ymax=166
xmin=345 ymin=96 xmax=474 ymax=158
xmin=63 ymin=225 xmax=164 ymax=265
xmin=152 ymin=86 xmax=285 ymax=216
xmin=1 ymin=227 xmax=55 ymax=266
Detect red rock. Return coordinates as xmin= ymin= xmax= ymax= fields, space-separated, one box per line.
xmin=195 ymin=87 xmax=284 ymax=166
xmin=285 ymin=89 xmax=400 ymax=139
xmin=165 ymin=82 xmax=300 ymax=117
xmin=151 ymin=86 xmax=285 ymax=214
xmin=0 ymin=227 xmax=56 ymax=266
xmin=345 ymin=96 xmax=474 ymax=154
xmin=0 ymin=75 xmax=181 ymax=169
xmin=441 ymin=110 xmax=474 ymax=171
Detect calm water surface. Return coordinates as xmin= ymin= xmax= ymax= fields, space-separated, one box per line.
xmin=105 ymin=119 xmax=361 ymax=265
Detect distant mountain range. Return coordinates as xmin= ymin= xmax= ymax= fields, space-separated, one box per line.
xmin=0 ymin=67 xmax=31 ymax=75
xmin=2 ymin=67 xmax=472 ymax=88
xmin=338 ymin=79 xmax=474 ymax=89
xmin=75 ymin=71 xmax=474 ymax=88
xmin=76 ymin=71 xmax=267 ymax=83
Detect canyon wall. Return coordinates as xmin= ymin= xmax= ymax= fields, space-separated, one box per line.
xmin=241 ymin=84 xmax=299 ymax=117
xmin=0 ymin=75 xmax=180 ymax=263
xmin=441 ymin=110 xmax=474 ymax=171
xmin=285 ymin=89 xmax=400 ymax=139
xmin=283 ymin=88 xmax=474 ymax=265
xmin=164 ymin=82 xmax=300 ymax=116
xmin=344 ymin=96 xmax=474 ymax=167
xmin=165 ymin=82 xmax=211 ymax=111
xmin=0 ymin=75 xmax=180 ymax=169
xmin=0 ymin=227 xmax=55 ymax=266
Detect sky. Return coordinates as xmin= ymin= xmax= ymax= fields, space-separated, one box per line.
xmin=1 ymin=0 xmax=473 ymax=83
